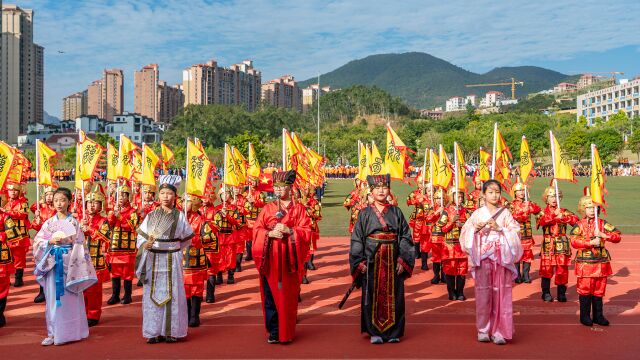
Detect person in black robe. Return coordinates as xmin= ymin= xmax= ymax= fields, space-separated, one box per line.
xmin=349 ymin=174 xmax=415 ymax=344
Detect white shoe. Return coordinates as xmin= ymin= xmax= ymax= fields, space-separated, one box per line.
xmin=370 ymin=336 xmax=383 ymax=344
xmin=491 ymin=335 xmax=506 ymax=345
xmin=477 ymin=332 xmax=490 ymax=342
xmin=41 ymin=337 xmax=54 ymax=346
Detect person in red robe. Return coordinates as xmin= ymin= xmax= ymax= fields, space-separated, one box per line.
xmin=509 ymin=181 xmax=542 ymax=283
xmin=441 ymin=188 xmax=469 ymax=301
xmin=200 ymin=193 xmax=223 ymax=302
xmin=184 ymin=195 xmax=208 ymax=327
xmin=0 ymin=208 xmax=14 ymax=328
xmin=30 ymin=186 xmax=57 ymax=303
xmin=140 ymin=185 xmax=159 ymax=217
xmin=231 ymin=186 xmax=249 ymax=272
xmin=303 ymin=186 xmax=322 ymax=275
xmin=81 ymin=186 xmax=111 ymax=327
xmin=569 ymin=195 xmax=621 ymax=326
xmin=243 ymin=178 xmax=266 ymax=262
xmin=427 ymin=188 xmax=446 ymax=284
xmin=407 ymin=180 xmax=431 ymax=270
xmin=2 ymin=182 xmax=30 ymax=288
xmin=212 ymin=188 xmax=241 ymax=285
xmin=252 ymin=170 xmax=311 ymax=344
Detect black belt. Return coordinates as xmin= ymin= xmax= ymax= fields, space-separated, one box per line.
xmin=155 ymin=238 xmax=181 ymax=243
xmin=149 ymin=248 xmax=181 ymax=254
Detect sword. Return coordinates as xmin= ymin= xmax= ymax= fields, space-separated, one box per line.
xmin=338 ymin=280 xmax=359 ymax=309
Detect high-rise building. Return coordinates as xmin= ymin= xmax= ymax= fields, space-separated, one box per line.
xmin=103 ymin=69 xmax=123 ymax=121
xmin=1 ymin=4 xmax=44 ymax=143
xmin=577 ymin=78 xmax=640 ymax=125
xmin=261 ymin=75 xmax=302 ymax=112
xmin=157 ymin=81 xmax=183 ymax=123
xmin=182 ymin=59 xmax=261 ymax=112
xmin=86 ymin=79 xmax=103 ymax=118
xmin=302 ymin=84 xmax=331 ymax=112
xmin=62 ymin=91 xmax=87 ymax=120
xmin=134 ymin=64 xmax=158 ymax=120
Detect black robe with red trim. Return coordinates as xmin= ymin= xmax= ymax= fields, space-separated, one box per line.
xmin=349 ymin=204 xmax=415 ymax=340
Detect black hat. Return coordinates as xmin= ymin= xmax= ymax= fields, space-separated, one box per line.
xmin=367 ymin=174 xmax=390 ymax=188
xmin=272 ymin=170 xmax=296 ymax=186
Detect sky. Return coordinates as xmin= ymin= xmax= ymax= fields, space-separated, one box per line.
xmin=14 ymin=0 xmax=640 ymax=118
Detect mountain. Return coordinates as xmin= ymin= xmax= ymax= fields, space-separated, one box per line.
xmin=299 ymin=52 xmax=578 ymax=109
xmin=43 ymin=111 xmax=60 ymax=125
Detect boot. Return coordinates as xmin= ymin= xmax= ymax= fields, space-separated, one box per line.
xmin=137 ymin=279 xmax=143 ymax=287
xmin=440 ymin=266 xmax=446 ymax=285
xmin=0 ymin=297 xmax=7 ymax=327
xmin=514 ymin=262 xmax=522 ymax=284
xmin=205 ymin=276 xmax=216 ymax=303
xmin=579 ymin=295 xmax=593 ymax=326
xmin=187 ymin=297 xmax=192 ymax=323
xmin=455 ymin=276 xmax=466 ymax=301
xmin=430 ymin=263 xmax=441 ymax=284
xmin=420 ymin=253 xmax=428 ymax=270
xmin=227 ymin=270 xmax=235 ymax=284
xmin=541 ymin=277 xmax=553 ymax=302
xmin=235 ymin=254 xmax=243 ymax=272
xmin=107 ymin=278 xmax=121 ymax=305
xmin=522 ymin=262 xmax=532 ymax=283
xmin=302 ymin=274 xmax=310 ymax=284
xmin=121 ymin=280 xmax=133 ymax=304
xmin=445 ymin=274 xmax=455 ymax=300
xmin=245 ymin=241 xmax=253 ymax=261
xmin=306 ymin=254 xmax=316 ymax=271
xmin=592 ymin=296 xmax=609 ymax=326
xmin=557 ymin=284 xmax=567 ymax=303
xmin=189 ymin=296 xmax=201 ymax=327
xmin=34 ymin=286 xmax=46 ymax=303
xmin=216 ymin=272 xmax=223 ymax=285
xmin=13 ymin=269 xmax=24 ymax=287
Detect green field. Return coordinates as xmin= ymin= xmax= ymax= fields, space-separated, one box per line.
xmin=22 ymin=177 xmax=640 ymax=236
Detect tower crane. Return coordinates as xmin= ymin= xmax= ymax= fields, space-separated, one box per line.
xmin=465 ymin=78 xmax=524 ymax=99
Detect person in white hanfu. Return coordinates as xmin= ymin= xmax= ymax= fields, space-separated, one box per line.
xmin=460 ymin=180 xmax=523 ymax=345
xmin=33 ymin=187 xmax=97 ymax=346
xmin=136 ymin=181 xmax=193 ymax=344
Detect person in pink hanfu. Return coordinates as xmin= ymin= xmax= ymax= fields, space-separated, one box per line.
xmin=460 ymin=180 xmax=523 ymax=345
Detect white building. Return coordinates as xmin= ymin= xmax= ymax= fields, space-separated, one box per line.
xmin=484 ymin=91 xmax=505 ymax=107
xmin=577 ymin=78 xmax=640 ymax=125
xmin=16 ymin=122 xmax=61 ymax=147
xmin=104 ymin=112 xmax=163 ymax=145
xmin=75 ymin=115 xmax=105 ymax=133
xmin=445 ymin=96 xmax=466 ymax=112
xmin=465 ymin=94 xmax=478 ymax=107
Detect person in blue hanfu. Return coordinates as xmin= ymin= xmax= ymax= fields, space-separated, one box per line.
xmin=33 ymin=187 xmax=97 ymax=346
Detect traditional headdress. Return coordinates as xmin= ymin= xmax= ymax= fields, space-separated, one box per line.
xmin=510 ymin=176 xmax=526 ymax=199
xmin=86 ymin=184 xmax=106 ymax=202
xmin=5 ymin=182 xmax=23 ymax=192
xmin=542 ymin=186 xmax=562 ymax=202
xmin=272 ymin=170 xmax=296 ymax=186
xmin=157 ymin=174 xmax=181 ymax=194
xmin=142 ymin=184 xmax=157 ymax=193
xmin=366 ymin=174 xmax=390 ymax=189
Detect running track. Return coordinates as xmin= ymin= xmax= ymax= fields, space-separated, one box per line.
xmin=1 ymin=235 xmax=639 ymax=359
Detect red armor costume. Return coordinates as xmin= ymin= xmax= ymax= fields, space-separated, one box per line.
xmin=82 ymin=189 xmax=111 ymax=326
xmin=305 ymin=191 xmax=322 ymax=266
xmin=140 ymin=185 xmax=159 ymax=217
xmin=106 ymin=185 xmax=141 ymax=305
xmin=428 ymin=188 xmax=447 ymax=284
xmin=243 ymin=186 xmax=266 ymax=262
xmin=569 ymin=196 xmax=621 ymax=326
xmin=407 ymin=184 xmax=432 ymax=270
xmin=537 ymin=186 xmax=579 ymax=302
xmin=343 ymin=179 xmax=367 ymax=233
xmin=3 ymin=183 xmax=30 ymax=288
xmin=184 ymin=196 xmax=208 ymax=327
xmin=509 ymin=182 xmax=542 ymax=284
xmin=230 ymin=189 xmax=249 ymax=272
xmin=212 ymin=188 xmax=240 ymax=285
xmin=30 ymin=186 xmax=57 ymax=232
xmin=466 ymin=180 xmax=483 ymax=212
xmin=0 ymin=211 xmax=14 ymax=327
xmin=441 ymin=189 xmax=469 ymax=301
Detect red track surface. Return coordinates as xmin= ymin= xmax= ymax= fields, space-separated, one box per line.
xmin=1 ymin=235 xmax=639 ymax=359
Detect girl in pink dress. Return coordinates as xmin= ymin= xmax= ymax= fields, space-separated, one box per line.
xmin=460 ymin=180 xmax=523 ymax=345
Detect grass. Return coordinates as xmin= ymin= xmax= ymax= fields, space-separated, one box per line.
xmin=22 ymin=177 xmax=640 ymax=236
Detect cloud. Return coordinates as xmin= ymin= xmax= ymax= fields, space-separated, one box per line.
xmin=17 ymin=0 xmax=640 ymax=116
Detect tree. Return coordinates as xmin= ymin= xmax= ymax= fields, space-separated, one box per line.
xmin=627 ymin=130 xmax=640 ymax=161
xmin=589 ymin=129 xmax=624 ymax=163
xmin=227 ymin=131 xmax=268 ymax=164
xmin=563 ymin=129 xmax=589 ymax=163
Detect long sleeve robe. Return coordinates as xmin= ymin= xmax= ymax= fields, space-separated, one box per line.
xmin=136 ymin=209 xmax=193 ymax=339
xmin=349 ymin=204 xmax=415 ymax=340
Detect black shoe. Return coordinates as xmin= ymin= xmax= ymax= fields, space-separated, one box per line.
xmin=579 ymin=295 xmax=593 ymax=326
xmin=557 ymin=284 xmax=567 ymax=303
xmin=107 ymin=278 xmax=121 ymax=305
xmin=430 ymin=263 xmax=441 ymax=284
xmin=137 ymin=279 xmax=143 ymax=287
xmin=301 ymin=275 xmax=309 ymax=284
xmin=235 ymin=254 xmax=243 ymax=272
xmin=541 ymin=278 xmax=553 ymax=302
xmin=13 ymin=269 xmax=24 ymax=287
xmin=298 ymin=293 xmax=302 ymax=303
xmin=147 ymin=336 xmax=161 ymax=344
xmin=307 ymin=254 xmax=317 ymax=270
xmin=205 ymin=276 xmax=216 ymax=303
xmin=245 ymin=241 xmax=253 ymax=261
xmin=592 ymin=296 xmax=609 ymax=326
xmin=445 ymin=275 xmax=455 ymax=300
xmin=87 ymin=319 xmax=99 ymax=327
xmin=165 ymin=336 xmax=178 ymax=343
xmin=514 ymin=263 xmax=522 ymax=284
xmin=189 ymin=297 xmax=202 ymax=327
xmin=34 ymin=286 xmax=46 ymax=303
xmin=216 ymin=272 xmax=223 ymax=285
xmin=267 ymin=334 xmax=279 ymax=344
xmin=420 ymin=253 xmax=428 ymax=271
xmin=227 ymin=271 xmax=235 ymax=284
xmin=0 ymin=297 xmax=6 ymax=328
xmin=121 ymin=280 xmax=133 ymax=304
xmin=455 ymin=276 xmax=466 ymax=301
xmin=522 ymin=262 xmax=532 ymax=283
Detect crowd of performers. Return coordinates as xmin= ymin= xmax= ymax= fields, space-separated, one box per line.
xmin=0 ymin=168 xmax=624 ymax=347
xmin=0 ymin=172 xmax=323 ymax=345
xmin=345 ymin=173 xmax=622 ymax=345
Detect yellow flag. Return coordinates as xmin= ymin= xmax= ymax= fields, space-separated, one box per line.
xmin=223 ymin=143 xmax=242 ymax=187
xmin=74 ymin=143 xmax=83 ymax=190
xmin=386 ymin=124 xmax=407 ymax=149
xmin=107 ymin=143 xmax=118 ymax=181
xmin=284 ymin=131 xmax=298 ymax=171
xmin=454 ymin=143 xmax=467 ymax=192
xmin=427 ymin=148 xmax=439 ymax=184
xmin=247 ymin=143 xmax=261 ymax=178
xmin=478 ymin=148 xmax=491 ymax=181
xmin=494 ymin=127 xmax=512 ymax=184
xmin=36 ymin=140 xmax=57 ymax=186
xmin=142 ymin=144 xmax=160 ymax=186
xmin=384 ymin=126 xmax=405 ymax=180
xmin=434 ymin=144 xmax=452 ymax=189
xmin=590 ymin=144 xmax=606 ymax=206
xmin=118 ymin=135 xmax=138 ymax=179
xmin=186 ymin=139 xmax=212 ymax=196
xmin=369 ymin=142 xmax=384 ymax=175
xmin=131 ymin=151 xmax=143 ymax=182
xmin=520 ymin=135 xmax=534 ymax=183
xmin=357 ymin=142 xmax=369 ymax=181
xmin=161 ymin=142 xmax=174 ymax=171
xmin=232 ymin=146 xmax=247 ymax=184
xmin=550 ymin=131 xmax=575 ymax=182
xmin=0 ymin=141 xmax=16 ymax=189
xmin=78 ymin=131 xmax=103 ymax=181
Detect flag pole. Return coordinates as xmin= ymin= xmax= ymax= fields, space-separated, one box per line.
xmin=429 ymin=148 xmax=434 ymax=203
xmin=79 ymin=131 xmax=86 ymax=217
xmin=491 ymin=122 xmax=497 ymax=178
xmin=549 ymin=131 xmax=561 ymax=207
xmin=422 ymin=147 xmax=427 ymax=191
xmin=184 ymin=138 xmax=189 ymax=216
xmin=35 ymin=139 xmax=41 ymax=213
xmin=282 ymin=128 xmax=286 ymax=171
xmin=454 ymin=142 xmax=459 ymax=208
xmin=116 ymin=134 xmax=122 ymax=207
xmin=248 ymin=142 xmax=253 ymax=194
xmin=142 ymin=143 xmax=146 ymax=214
xmin=592 ymin=143 xmax=599 ymax=234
